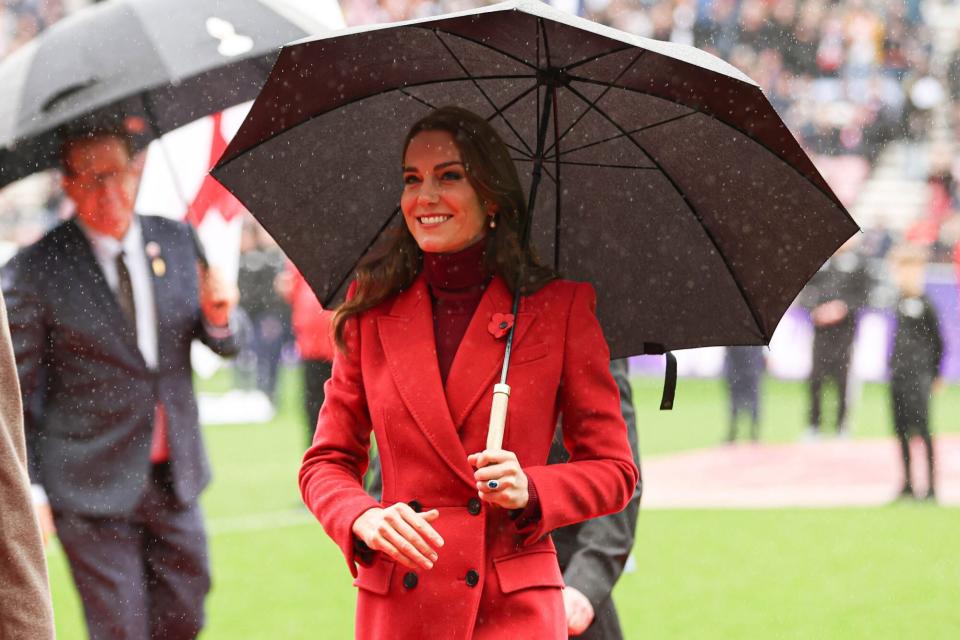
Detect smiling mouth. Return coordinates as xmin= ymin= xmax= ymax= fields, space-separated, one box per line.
xmin=418 ymin=215 xmax=452 ymax=226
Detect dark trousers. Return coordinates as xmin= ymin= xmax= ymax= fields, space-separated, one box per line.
xmin=808 ymin=370 xmax=849 ymax=431
xmin=891 ymin=375 xmax=936 ymax=494
xmin=304 ymin=359 xmax=333 ymax=446
xmin=252 ymin=312 xmax=286 ymax=401
xmin=727 ymin=382 xmax=760 ymax=442
xmin=808 ymin=329 xmax=854 ymax=431
xmin=53 ymin=464 xmax=210 ymax=640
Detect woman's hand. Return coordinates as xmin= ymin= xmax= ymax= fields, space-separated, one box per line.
xmin=351 ymin=504 xmax=444 ymax=571
xmin=467 ymin=449 xmax=529 ymax=510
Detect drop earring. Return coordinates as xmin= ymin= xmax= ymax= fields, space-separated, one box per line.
xmin=489 ymin=217 xmax=496 ymax=229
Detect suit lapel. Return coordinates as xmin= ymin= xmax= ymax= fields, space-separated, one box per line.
xmin=377 ymin=277 xmax=475 ymax=488
xmin=64 ymin=220 xmax=143 ymax=361
xmin=444 ymin=276 xmax=536 ymax=430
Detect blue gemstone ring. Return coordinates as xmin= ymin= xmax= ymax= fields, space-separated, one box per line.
xmin=487 ymin=479 xmax=500 ymax=490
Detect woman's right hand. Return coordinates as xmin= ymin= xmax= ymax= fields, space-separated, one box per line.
xmin=351 ymin=504 xmax=444 ymax=571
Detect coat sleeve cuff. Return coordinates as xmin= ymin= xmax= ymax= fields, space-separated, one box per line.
xmin=511 ymin=477 xmax=542 ymax=532
xmin=353 ymin=537 xmax=378 ymax=567
xmin=339 ymin=500 xmax=383 ymax=576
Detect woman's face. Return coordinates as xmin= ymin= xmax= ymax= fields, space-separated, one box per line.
xmin=401 ymin=130 xmax=492 ymax=254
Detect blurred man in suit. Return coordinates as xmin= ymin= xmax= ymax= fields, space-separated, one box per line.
xmin=555 ymin=358 xmax=641 ymax=639
xmin=2 ymin=124 xmax=239 ymax=640
xmin=0 ymin=289 xmax=54 ymax=639
xmin=798 ymin=239 xmax=871 ymax=438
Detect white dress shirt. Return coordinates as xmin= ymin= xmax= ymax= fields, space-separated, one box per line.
xmin=77 ymin=216 xmax=159 ymax=369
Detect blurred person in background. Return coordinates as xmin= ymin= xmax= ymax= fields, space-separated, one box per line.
xmin=798 ymin=237 xmax=871 ymax=439
xmin=0 ymin=289 xmax=54 ymax=640
xmin=280 ymin=262 xmax=335 ymax=447
xmin=888 ymin=244 xmax=944 ymax=501
xmin=236 ymin=221 xmax=290 ymax=406
xmin=722 ymin=346 xmax=765 ymax=444
xmin=1 ymin=123 xmax=239 ymax=640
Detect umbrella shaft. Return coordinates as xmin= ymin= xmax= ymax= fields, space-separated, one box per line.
xmin=500 ymin=86 xmax=554 ymax=386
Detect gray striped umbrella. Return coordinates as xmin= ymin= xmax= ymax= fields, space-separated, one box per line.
xmin=213 ymin=0 xmax=859 ymax=363
xmin=0 ymin=0 xmax=336 ymax=189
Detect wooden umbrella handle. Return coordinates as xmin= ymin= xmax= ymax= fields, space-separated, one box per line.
xmin=485 ymin=383 xmax=511 ymax=450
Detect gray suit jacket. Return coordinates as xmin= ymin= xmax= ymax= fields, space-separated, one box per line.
xmin=2 ymin=215 xmax=239 ymax=516
xmin=0 ymin=289 xmax=55 ymax=639
xmin=551 ymin=358 xmax=641 ymax=639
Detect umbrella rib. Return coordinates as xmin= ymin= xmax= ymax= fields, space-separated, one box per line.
xmin=563 ymin=83 xmax=768 ymax=341
xmin=541 ymin=164 xmax=557 ymax=184
xmin=325 ymin=206 xmax=402 ymax=308
xmin=559 ymin=161 xmax=660 ymax=170
xmin=413 ymin=26 xmax=538 ymax=72
xmin=398 ymin=88 xmax=439 ymax=111
xmin=505 ymin=141 xmax=532 ymax=158
xmin=432 ymin=30 xmax=534 ymax=156
xmin=513 ymin=157 xmax=657 ymax=170
xmin=562 ymin=45 xmax=636 ymax=73
xmin=543 ymin=50 xmax=645 ymax=157
xmin=565 ymin=75 xmax=848 ymax=216
xmin=485 ymin=82 xmax=539 ymax=159
xmin=214 ymin=73 xmax=537 ymax=174
xmin=549 ymin=112 xmax=696 ymax=159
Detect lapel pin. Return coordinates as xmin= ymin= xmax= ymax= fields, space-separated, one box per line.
xmin=146 ymin=241 xmax=166 ymax=277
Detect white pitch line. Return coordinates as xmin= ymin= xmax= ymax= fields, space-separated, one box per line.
xmin=45 ymin=509 xmax=315 ymax=558
xmin=205 ymin=508 xmax=314 ymax=535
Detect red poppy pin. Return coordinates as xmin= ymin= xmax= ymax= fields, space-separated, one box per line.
xmin=488 ymin=313 xmax=515 ymax=339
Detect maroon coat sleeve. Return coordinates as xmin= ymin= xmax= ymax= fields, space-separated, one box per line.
xmin=298 ymin=289 xmax=381 ymax=576
xmin=519 ymin=282 xmax=639 ymax=543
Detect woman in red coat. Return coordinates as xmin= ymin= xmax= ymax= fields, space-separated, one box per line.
xmin=299 ymin=107 xmax=639 ymax=639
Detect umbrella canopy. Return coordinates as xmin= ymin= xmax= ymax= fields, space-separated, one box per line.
xmin=212 ymin=0 xmax=859 ymax=358
xmin=0 ymin=0 xmax=340 ymax=189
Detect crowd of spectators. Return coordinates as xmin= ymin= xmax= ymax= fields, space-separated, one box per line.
xmin=0 ymin=0 xmax=72 ymax=58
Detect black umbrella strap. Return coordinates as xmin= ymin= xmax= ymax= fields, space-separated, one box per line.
xmin=660 ymin=351 xmax=677 ymax=411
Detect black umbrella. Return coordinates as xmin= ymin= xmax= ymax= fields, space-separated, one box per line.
xmin=0 ymin=0 xmax=337 ymax=189
xmin=212 ymin=0 xmax=858 ymax=420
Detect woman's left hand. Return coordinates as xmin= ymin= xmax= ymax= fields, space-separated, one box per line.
xmin=467 ymin=449 xmax=528 ymax=510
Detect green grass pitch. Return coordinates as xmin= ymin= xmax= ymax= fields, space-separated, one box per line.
xmin=46 ymin=371 xmax=960 ymax=638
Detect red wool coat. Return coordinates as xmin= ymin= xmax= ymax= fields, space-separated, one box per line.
xmin=299 ymin=274 xmax=639 ymax=640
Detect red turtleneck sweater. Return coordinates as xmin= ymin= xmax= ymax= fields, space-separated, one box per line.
xmin=423 ymin=238 xmax=492 ymax=383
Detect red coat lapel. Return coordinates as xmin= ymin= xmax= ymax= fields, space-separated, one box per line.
xmin=376 ymin=277 xmax=474 ymax=488
xmin=444 ymin=276 xmax=536 ymax=431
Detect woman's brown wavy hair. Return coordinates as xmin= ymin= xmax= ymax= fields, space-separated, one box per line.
xmin=332 ymin=106 xmax=556 ymax=351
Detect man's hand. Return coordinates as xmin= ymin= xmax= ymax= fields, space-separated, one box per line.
xmin=35 ymin=503 xmax=55 ymax=547
xmin=563 ymin=586 xmax=595 ymax=636
xmin=199 ymin=265 xmax=238 ymax=327
xmin=811 ymin=299 xmax=849 ymax=327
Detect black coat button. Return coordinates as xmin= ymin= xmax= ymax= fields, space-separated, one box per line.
xmin=408 ymin=500 xmax=422 ymax=513
xmin=403 ymin=572 xmax=418 ymax=589
xmin=465 ymin=569 xmax=479 ymax=587
xmin=467 ymin=497 xmax=481 ymax=515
